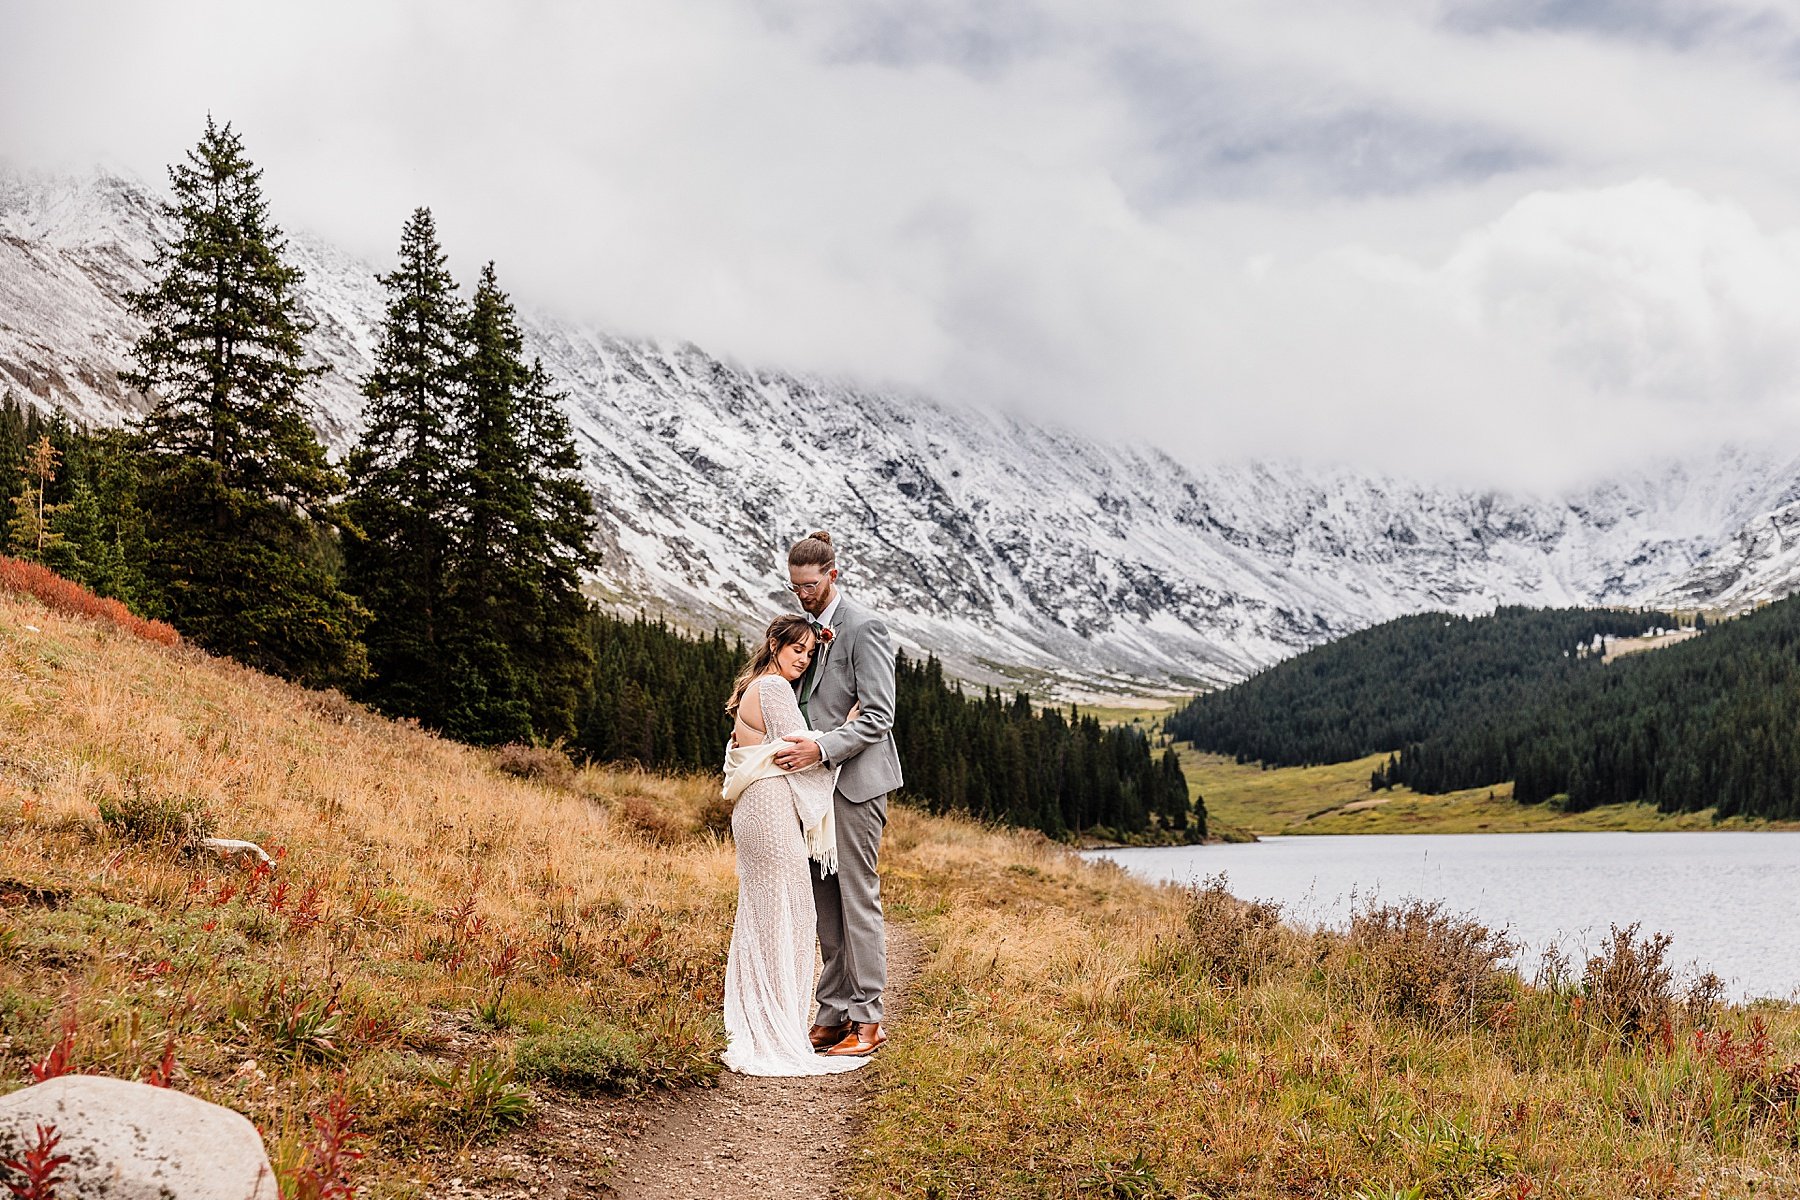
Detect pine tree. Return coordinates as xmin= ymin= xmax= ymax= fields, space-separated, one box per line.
xmin=442 ymin=267 xmax=599 ymax=745
xmin=123 ymin=118 xmax=367 ymax=685
xmin=7 ymin=436 xmax=65 ymax=561
xmin=440 ymin=264 xmax=544 ymax=744
xmin=1158 ymin=748 xmax=1190 ymax=831
xmin=344 ymin=208 xmax=466 ymax=724
xmin=515 ymin=356 xmax=600 ymax=741
xmin=0 ymin=392 xmax=27 ymax=503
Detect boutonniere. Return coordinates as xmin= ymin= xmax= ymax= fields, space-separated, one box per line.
xmin=817 ymin=626 xmax=835 ymax=644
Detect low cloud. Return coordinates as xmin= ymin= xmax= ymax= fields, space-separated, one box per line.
xmin=1153 ymin=180 xmax=1800 ymax=485
xmin=6 ymin=0 xmax=1800 ymax=488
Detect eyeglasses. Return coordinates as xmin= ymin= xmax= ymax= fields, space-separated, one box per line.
xmin=787 ymin=575 xmax=834 ymax=596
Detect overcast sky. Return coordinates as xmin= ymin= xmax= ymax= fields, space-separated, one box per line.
xmin=9 ymin=0 xmax=1800 ymax=487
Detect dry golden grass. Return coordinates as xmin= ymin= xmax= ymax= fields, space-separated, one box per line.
xmin=1604 ymin=629 xmax=1703 ymax=664
xmin=6 ymin=587 xmax=1800 ymax=1199
xmin=0 ymin=591 xmax=739 ymax=1194
xmin=859 ymin=859 xmax=1800 ymax=1200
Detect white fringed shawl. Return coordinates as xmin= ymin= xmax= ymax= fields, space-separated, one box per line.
xmin=721 ymin=737 xmax=840 ymax=875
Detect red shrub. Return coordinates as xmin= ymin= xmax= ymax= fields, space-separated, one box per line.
xmin=1694 ymin=1017 xmax=1777 ymax=1093
xmin=29 ymin=1016 xmax=76 ymax=1083
xmin=0 ymin=556 xmax=179 ymax=646
xmin=1 ymin=1123 xmax=70 ymax=1200
xmin=142 ymin=1034 xmax=178 ymax=1088
xmin=292 ymin=1089 xmax=363 ymax=1200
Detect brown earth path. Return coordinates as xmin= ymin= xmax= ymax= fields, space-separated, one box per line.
xmin=436 ymin=927 xmax=923 ymax=1200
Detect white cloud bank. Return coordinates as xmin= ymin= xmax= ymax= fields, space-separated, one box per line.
xmin=7 ymin=0 xmax=1800 ymax=486
xmin=1198 ymin=180 xmax=1800 ymax=480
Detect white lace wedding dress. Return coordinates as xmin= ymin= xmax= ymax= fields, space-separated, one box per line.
xmin=722 ymin=675 xmax=868 ymax=1076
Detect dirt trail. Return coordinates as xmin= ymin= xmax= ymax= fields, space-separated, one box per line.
xmin=603 ymin=926 xmax=921 ymax=1199
xmin=437 ymin=927 xmax=922 ymax=1200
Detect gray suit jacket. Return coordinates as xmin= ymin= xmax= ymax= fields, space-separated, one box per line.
xmin=803 ymin=595 xmax=904 ymax=804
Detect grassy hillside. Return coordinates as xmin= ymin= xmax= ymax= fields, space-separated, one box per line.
xmin=5 ymin=589 xmax=1800 ymax=1197
xmin=0 ymin=589 xmax=741 ymax=1189
xmin=1180 ymin=750 xmax=1786 ymax=838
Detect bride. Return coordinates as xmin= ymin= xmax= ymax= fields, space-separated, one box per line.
xmin=719 ymin=614 xmax=867 ymax=1076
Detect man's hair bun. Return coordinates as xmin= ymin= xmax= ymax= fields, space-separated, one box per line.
xmin=788 ymin=529 xmax=838 ymax=568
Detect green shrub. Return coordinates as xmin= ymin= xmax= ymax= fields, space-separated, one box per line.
xmin=514 ymin=1024 xmax=645 ymax=1093
xmin=95 ymin=777 xmax=213 ymax=845
xmin=230 ymin=976 xmax=345 ymax=1062
xmin=427 ymin=1051 xmax=532 ymax=1131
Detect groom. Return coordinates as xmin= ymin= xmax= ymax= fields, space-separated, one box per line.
xmin=772 ymin=529 xmax=903 ymax=1057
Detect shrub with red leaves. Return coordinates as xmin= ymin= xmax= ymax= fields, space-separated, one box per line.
xmin=1695 ymin=1017 xmax=1777 ymax=1096
xmin=29 ymin=1016 xmax=76 ymax=1083
xmin=142 ymin=1034 xmax=178 ymax=1088
xmin=286 ymin=884 xmax=324 ymax=935
xmin=0 ymin=556 xmax=179 ymax=646
xmin=291 ymin=1089 xmax=364 ymax=1200
xmin=2 ymin=1123 xmax=71 ymax=1200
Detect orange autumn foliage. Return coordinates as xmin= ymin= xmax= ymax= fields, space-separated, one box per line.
xmin=0 ymin=556 xmax=179 ymax=646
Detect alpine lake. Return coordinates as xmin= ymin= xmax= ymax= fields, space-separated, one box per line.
xmin=1089 ymin=830 xmax=1800 ymax=1001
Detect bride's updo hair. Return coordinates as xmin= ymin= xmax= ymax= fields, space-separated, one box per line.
xmin=788 ymin=529 xmax=836 ymax=569
xmin=727 ymin=613 xmax=816 ymax=714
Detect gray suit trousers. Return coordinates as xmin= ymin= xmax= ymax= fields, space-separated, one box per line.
xmin=812 ymin=789 xmax=887 ymax=1025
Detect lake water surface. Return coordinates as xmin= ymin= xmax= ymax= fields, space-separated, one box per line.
xmin=1088 ymin=832 xmax=1800 ymax=1001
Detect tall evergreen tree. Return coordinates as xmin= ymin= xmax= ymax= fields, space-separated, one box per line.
xmin=344 ymin=208 xmax=466 ymax=724
xmin=440 ymin=264 xmax=597 ymax=745
xmin=441 ymin=263 xmax=537 ymax=743
xmin=123 ymin=118 xmax=367 ymax=685
xmin=1158 ymin=748 xmax=1192 ymax=831
xmin=0 ymin=391 xmax=28 ymax=498
xmin=515 ymin=357 xmax=600 ymax=741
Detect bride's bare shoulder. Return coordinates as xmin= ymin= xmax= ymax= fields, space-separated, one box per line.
xmin=740 ymin=674 xmax=790 ymax=726
xmin=738 ymin=677 xmax=767 ymax=728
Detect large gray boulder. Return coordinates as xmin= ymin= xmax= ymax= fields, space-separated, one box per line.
xmin=0 ymin=1075 xmax=277 ymax=1199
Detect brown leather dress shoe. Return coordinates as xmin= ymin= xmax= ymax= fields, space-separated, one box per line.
xmin=809 ymin=1022 xmax=851 ymax=1052
xmin=824 ymin=1022 xmax=887 ymax=1057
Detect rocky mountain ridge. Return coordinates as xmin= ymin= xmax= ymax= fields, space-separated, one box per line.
xmin=0 ymin=163 xmax=1791 ymax=696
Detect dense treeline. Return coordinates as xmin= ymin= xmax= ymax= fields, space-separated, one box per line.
xmin=1167 ymin=606 xmax=1679 ymax=767
xmin=1389 ymin=596 xmax=1800 ymax=819
xmin=895 ymin=653 xmax=1198 ymax=839
xmin=0 ymin=399 xmax=155 ymax=610
xmin=569 ymin=615 xmax=1202 ymax=841
xmin=577 ymin=614 xmax=744 ymax=772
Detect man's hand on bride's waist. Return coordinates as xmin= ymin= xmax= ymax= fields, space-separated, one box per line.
xmin=775 ymin=735 xmax=823 ymax=771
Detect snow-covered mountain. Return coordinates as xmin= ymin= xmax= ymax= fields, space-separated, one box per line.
xmin=3 ymin=164 xmax=1797 ymax=696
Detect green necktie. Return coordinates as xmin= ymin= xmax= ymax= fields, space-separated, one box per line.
xmin=797 ymin=620 xmax=823 ymax=724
